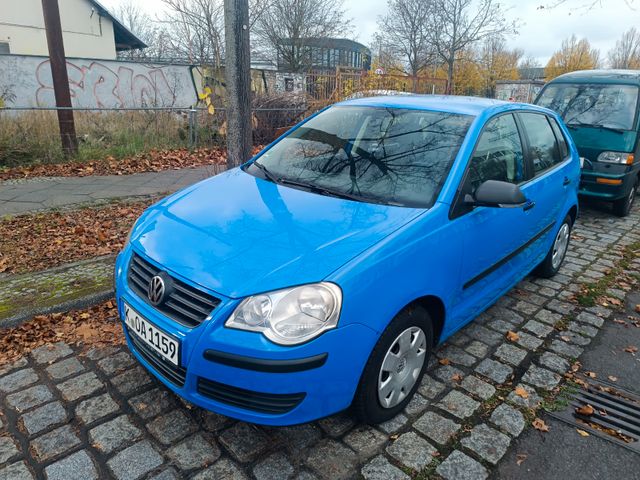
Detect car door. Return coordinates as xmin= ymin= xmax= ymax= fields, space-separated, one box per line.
xmin=449 ymin=113 xmax=534 ymax=328
xmin=514 ymin=112 xmax=573 ymax=271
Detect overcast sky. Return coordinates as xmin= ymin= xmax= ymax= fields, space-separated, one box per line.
xmin=100 ymin=0 xmax=639 ymax=65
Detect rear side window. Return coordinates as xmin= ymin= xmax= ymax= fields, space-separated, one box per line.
xmin=467 ymin=114 xmax=525 ymax=192
xmin=549 ymin=118 xmax=569 ymax=159
xmin=519 ymin=113 xmax=562 ymax=175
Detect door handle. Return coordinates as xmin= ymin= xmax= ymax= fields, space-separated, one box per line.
xmin=563 ymin=177 xmax=571 ymax=186
xmin=523 ymin=201 xmax=536 ymax=211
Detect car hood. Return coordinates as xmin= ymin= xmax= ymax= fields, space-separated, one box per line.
xmin=566 ymin=126 xmax=637 ymax=162
xmin=132 ymin=168 xmax=424 ymax=298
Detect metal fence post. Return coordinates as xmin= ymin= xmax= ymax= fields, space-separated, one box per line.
xmin=188 ymin=108 xmax=197 ymax=149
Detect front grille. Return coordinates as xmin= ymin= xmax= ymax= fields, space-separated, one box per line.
xmin=197 ymin=377 xmax=306 ymax=414
xmin=128 ymin=253 xmax=221 ymax=328
xmin=128 ymin=327 xmax=187 ymax=387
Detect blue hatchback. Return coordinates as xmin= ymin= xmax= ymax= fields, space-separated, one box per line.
xmin=114 ymin=96 xmax=580 ymax=425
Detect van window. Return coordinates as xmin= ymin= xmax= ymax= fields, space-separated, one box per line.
xmin=519 ymin=113 xmax=561 ymax=174
xmin=536 ymin=83 xmax=639 ymax=131
xmin=467 ymin=114 xmax=525 ymax=192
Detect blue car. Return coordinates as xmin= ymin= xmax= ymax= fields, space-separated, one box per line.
xmin=114 ymin=96 xmax=580 ymax=425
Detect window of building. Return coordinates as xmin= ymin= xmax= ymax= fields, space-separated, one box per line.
xmin=0 ymin=42 xmax=9 ymax=54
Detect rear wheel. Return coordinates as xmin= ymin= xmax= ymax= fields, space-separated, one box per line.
xmin=352 ymin=305 xmax=433 ymax=424
xmin=534 ymin=214 xmax=572 ymax=278
xmin=612 ymin=177 xmax=639 ymax=217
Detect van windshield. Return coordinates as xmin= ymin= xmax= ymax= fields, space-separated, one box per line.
xmin=246 ymin=106 xmax=473 ymax=208
xmin=536 ymin=83 xmax=639 ymax=131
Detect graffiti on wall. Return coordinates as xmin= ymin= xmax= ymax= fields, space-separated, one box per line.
xmin=0 ymin=55 xmax=199 ymax=108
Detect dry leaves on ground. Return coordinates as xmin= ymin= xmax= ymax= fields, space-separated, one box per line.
xmin=0 ymin=300 xmax=124 ymax=367
xmin=506 ymin=331 xmax=520 ymax=342
xmin=0 ymin=146 xmax=264 ymax=181
xmin=532 ymin=418 xmax=550 ymax=432
xmin=514 ymin=386 xmax=529 ymax=399
xmin=0 ymin=199 xmax=154 ymax=274
xmin=575 ymin=404 xmax=595 ymax=416
xmin=623 ymin=345 xmax=638 ymax=354
xmin=576 ymin=429 xmax=590 ymax=437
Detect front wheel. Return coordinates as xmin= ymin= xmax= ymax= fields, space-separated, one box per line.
xmin=534 ymin=214 xmax=572 ymax=278
xmin=612 ymin=177 xmax=638 ymax=217
xmin=352 ymin=305 xmax=433 ymax=424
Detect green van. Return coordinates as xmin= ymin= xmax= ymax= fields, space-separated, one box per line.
xmin=535 ymin=70 xmax=640 ymax=216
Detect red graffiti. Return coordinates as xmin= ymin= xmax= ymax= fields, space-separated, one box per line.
xmin=35 ymin=60 xmax=179 ymax=108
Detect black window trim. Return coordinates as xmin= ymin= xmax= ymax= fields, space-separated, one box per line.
xmin=449 ymin=111 xmax=531 ymax=220
xmin=516 ymin=111 xmax=570 ymax=179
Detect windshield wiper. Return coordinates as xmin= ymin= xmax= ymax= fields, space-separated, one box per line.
xmin=276 ymin=177 xmax=371 ymax=203
xmin=251 ymin=161 xmax=278 ymax=182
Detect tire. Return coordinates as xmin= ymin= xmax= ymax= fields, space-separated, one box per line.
xmin=534 ymin=214 xmax=572 ymax=279
xmin=352 ymin=305 xmax=433 ymax=424
xmin=612 ymin=177 xmax=639 ymax=217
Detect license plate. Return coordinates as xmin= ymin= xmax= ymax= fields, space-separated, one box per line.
xmin=124 ymin=302 xmax=180 ymax=366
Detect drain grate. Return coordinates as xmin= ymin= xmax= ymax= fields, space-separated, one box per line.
xmin=549 ymin=376 xmax=640 ymax=452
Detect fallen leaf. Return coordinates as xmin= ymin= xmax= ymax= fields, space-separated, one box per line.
xmin=451 ymin=373 xmax=463 ymax=383
xmin=516 ymin=453 xmax=528 ymax=466
xmin=576 ymin=429 xmax=590 ymax=437
xmin=575 ymin=404 xmax=594 ymax=416
xmin=623 ymin=345 xmax=638 ymax=354
xmin=438 ymin=358 xmax=451 ymax=366
xmin=532 ymin=418 xmax=550 ymax=432
xmin=608 ymin=376 xmax=618 ymax=382
xmin=506 ymin=331 xmax=520 ymax=342
xmin=514 ymin=387 xmax=529 ymax=399
xmin=613 ymin=319 xmax=627 ymax=325
xmin=635 ymin=304 xmax=640 ymax=313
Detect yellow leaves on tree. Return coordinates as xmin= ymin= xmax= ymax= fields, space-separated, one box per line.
xmin=545 ymin=35 xmax=600 ymax=80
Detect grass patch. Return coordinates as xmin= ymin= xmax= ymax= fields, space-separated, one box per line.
xmin=575 ymin=241 xmax=640 ymax=308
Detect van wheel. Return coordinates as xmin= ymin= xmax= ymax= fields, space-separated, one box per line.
xmin=534 ymin=214 xmax=572 ymax=279
xmin=352 ymin=305 xmax=433 ymax=424
xmin=612 ymin=177 xmax=638 ymax=217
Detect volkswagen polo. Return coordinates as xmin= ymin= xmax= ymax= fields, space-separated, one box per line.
xmin=114 ymin=96 xmax=580 ymax=425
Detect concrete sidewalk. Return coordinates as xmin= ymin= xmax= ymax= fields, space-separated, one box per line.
xmin=0 ymin=165 xmax=224 ymax=216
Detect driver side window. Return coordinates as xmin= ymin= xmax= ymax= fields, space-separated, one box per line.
xmin=467 ymin=114 xmax=525 ymax=194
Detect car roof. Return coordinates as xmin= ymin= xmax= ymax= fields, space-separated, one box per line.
xmin=335 ymin=95 xmax=515 ymax=116
xmin=548 ymin=69 xmax=640 ymax=85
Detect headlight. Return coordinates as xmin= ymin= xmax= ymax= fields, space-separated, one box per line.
xmin=597 ymin=151 xmax=634 ymax=165
xmin=226 ymin=283 xmax=342 ymax=345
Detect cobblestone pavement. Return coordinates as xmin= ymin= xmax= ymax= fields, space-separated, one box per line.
xmin=0 ymin=203 xmax=638 ymax=480
xmin=0 ymin=166 xmax=223 ymax=216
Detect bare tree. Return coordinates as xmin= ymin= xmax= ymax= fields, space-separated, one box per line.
xmin=376 ymin=0 xmax=436 ymax=85
xmin=428 ymin=0 xmax=516 ymax=93
xmin=160 ymin=0 xmax=226 ymax=66
xmin=113 ymin=0 xmax=169 ymax=60
xmin=253 ymin=0 xmax=352 ymax=72
xmin=608 ymin=27 xmax=640 ymax=69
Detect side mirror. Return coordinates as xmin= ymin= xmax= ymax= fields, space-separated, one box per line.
xmin=465 ymin=180 xmax=527 ymax=208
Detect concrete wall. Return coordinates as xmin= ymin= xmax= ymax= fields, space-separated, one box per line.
xmin=495 ymin=81 xmax=544 ymax=104
xmin=0 ymin=0 xmax=117 ymax=60
xmin=0 ymin=54 xmax=198 ymax=108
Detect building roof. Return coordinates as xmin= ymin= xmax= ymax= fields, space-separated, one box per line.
xmin=518 ymin=67 xmax=545 ymax=80
xmin=279 ymin=38 xmax=370 ymax=53
xmin=89 ymin=0 xmax=147 ymax=51
xmin=336 ymin=95 xmax=509 ymax=116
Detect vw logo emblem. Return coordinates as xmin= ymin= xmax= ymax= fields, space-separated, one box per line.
xmin=148 ymin=275 xmax=166 ymax=305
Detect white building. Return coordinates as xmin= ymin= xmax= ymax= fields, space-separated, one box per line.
xmin=0 ymin=0 xmax=145 ymax=60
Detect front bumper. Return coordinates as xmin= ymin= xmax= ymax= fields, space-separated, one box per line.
xmin=114 ymin=249 xmax=378 ymax=426
xmin=579 ymin=169 xmax=637 ymax=201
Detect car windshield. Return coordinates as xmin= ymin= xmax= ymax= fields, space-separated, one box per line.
xmin=536 ymin=83 xmax=639 ymax=131
xmin=247 ymin=106 xmax=473 ymax=208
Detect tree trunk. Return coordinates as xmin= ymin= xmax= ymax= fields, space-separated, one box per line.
xmin=224 ymin=0 xmax=253 ymax=168
xmin=446 ymin=60 xmax=455 ymax=95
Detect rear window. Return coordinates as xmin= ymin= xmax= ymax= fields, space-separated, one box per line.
xmin=519 ymin=113 xmax=562 ymax=175
xmin=536 ymin=83 xmax=639 ymax=131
